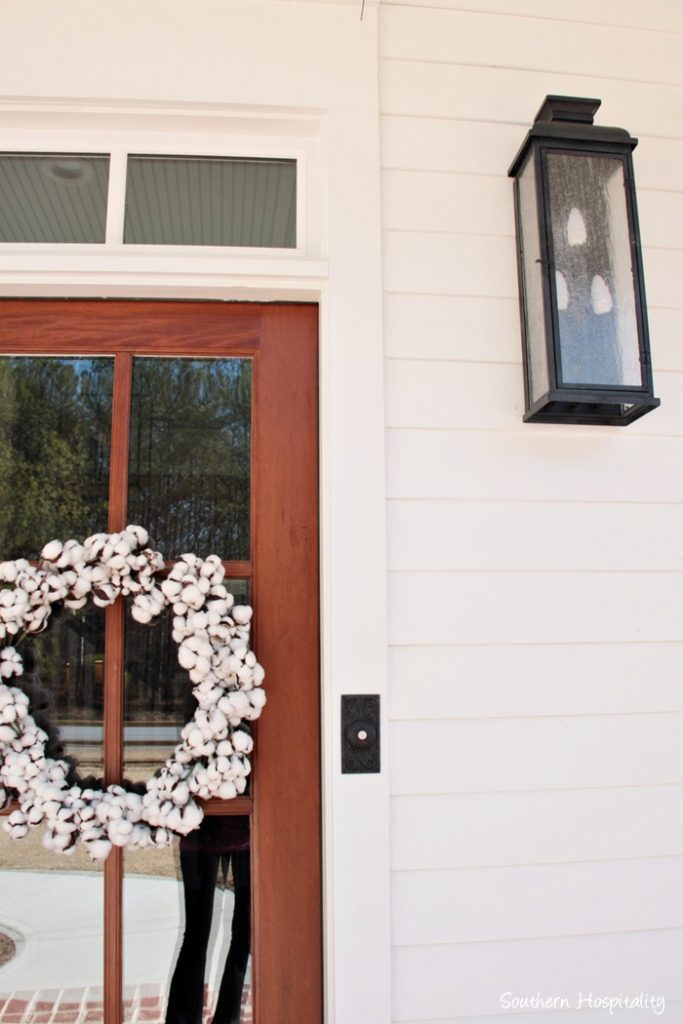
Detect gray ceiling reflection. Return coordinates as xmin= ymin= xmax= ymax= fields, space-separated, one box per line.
xmin=124 ymin=155 xmax=296 ymax=248
xmin=0 ymin=154 xmax=109 ymax=243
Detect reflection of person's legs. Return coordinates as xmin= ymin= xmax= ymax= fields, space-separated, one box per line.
xmin=166 ymin=849 xmax=219 ymax=1024
xmin=213 ymin=851 xmax=251 ymax=1024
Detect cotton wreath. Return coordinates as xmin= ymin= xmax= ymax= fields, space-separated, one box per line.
xmin=0 ymin=526 xmax=265 ymax=860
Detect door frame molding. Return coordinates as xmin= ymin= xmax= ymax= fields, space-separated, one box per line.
xmin=0 ymin=73 xmax=391 ymax=1024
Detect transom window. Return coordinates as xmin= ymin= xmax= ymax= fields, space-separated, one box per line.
xmin=0 ymin=152 xmax=297 ymax=249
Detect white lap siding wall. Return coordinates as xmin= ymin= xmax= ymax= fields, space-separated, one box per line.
xmin=380 ymin=1 xmax=683 ymax=1021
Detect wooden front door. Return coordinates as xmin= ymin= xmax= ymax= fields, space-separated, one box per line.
xmin=0 ymin=301 xmax=321 ymax=1024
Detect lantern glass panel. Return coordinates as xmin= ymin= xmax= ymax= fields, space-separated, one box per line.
xmin=546 ymin=152 xmax=642 ymax=388
xmin=517 ymin=154 xmax=549 ymax=403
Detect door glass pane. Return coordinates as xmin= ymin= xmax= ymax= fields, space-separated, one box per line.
xmin=0 ymin=827 xmax=104 ymax=1017
xmin=517 ymin=153 xmax=549 ymax=403
xmin=0 ymin=153 xmax=109 ymax=243
xmin=125 ymin=155 xmax=296 ymax=248
xmin=546 ymin=152 xmax=643 ymax=387
xmin=127 ymin=359 xmax=251 ymax=561
xmin=124 ymin=820 xmax=252 ymax=1024
xmin=24 ymin=606 xmax=106 ymax=781
xmin=0 ymin=357 xmax=113 ymax=560
xmin=123 ymin=580 xmax=250 ymax=781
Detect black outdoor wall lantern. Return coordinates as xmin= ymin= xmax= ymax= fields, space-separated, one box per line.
xmin=508 ymin=95 xmax=660 ymax=425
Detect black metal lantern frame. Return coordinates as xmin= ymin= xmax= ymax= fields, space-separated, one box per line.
xmin=508 ymin=95 xmax=660 ymax=425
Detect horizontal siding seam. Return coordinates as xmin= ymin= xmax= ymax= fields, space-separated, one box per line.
xmin=391 ymin=781 xmax=683 ymax=798
xmin=390 ymin=852 xmax=683 ymax=873
xmin=384 ymin=355 xmax=683 ymax=373
xmin=388 ymin=638 xmax=683 ymax=647
xmin=379 ymin=0 xmax=683 ymax=37
xmin=388 ymin=710 xmax=683 ymax=723
xmin=387 ymin=567 xmax=683 ymax=575
xmin=390 ymin=923 xmax=683 ymax=950
xmin=379 ymin=110 xmax=683 ymax=145
xmin=384 ymin=227 xmax=514 ymax=239
xmin=385 ymin=497 xmax=683 ymax=506
xmin=383 ymin=290 xmax=683 ymax=310
xmin=379 ymin=54 xmax=683 ymax=89
xmin=386 ymin=424 xmax=683 ymax=437
xmin=385 ymin=356 xmax=521 ymax=366
xmin=393 ymin=782 xmax=683 ymax=798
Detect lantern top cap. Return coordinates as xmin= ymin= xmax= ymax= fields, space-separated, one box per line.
xmin=508 ymin=95 xmax=637 ymax=178
xmin=534 ymin=95 xmax=601 ymax=125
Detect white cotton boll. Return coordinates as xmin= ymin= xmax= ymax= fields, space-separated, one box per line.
xmin=146 ymin=804 xmax=161 ymax=827
xmin=108 ymin=554 xmax=127 ymax=571
xmin=0 ymin=724 xmax=15 ymax=741
xmin=186 ymin=727 xmax=204 ymax=749
xmin=42 ymin=540 xmax=63 ymax=562
xmin=109 ymin=818 xmax=133 ymax=846
xmin=172 ymin=782 xmax=189 ymax=806
xmin=218 ymin=781 xmax=237 ymax=800
xmin=0 ymin=562 xmax=18 ymax=584
xmin=131 ymin=605 xmax=152 ymax=624
xmin=253 ymin=664 xmax=265 ymax=686
xmin=237 ymin=665 xmax=253 ymax=685
xmin=181 ymin=584 xmax=203 ymax=610
xmin=227 ymin=655 xmax=243 ymax=675
xmin=88 ymin=839 xmax=112 ymax=861
xmin=154 ymin=828 xmax=170 ymax=848
xmin=178 ymin=645 xmax=197 ymax=671
xmin=166 ymin=806 xmax=182 ymax=833
xmin=232 ymin=731 xmax=253 ymax=754
xmin=64 ymin=597 xmax=87 ymax=610
xmin=209 ymin=709 xmax=228 ymax=735
xmin=95 ymin=802 xmax=111 ymax=824
xmin=132 ymin=824 xmax=150 ymax=848
xmin=249 ymin=689 xmax=266 ymax=710
xmin=180 ymin=802 xmax=203 ymax=833
xmin=194 ymin=656 xmax=211 ymax=676
xmin=232 ymin=606 xmax=252 ymax=625
xmin=66 ymin=543 xmax=85 ymax=566
xmin=55 ymin=818 xmax=77 ymax=835
xmin=92 ymin=584 xmax=115 ymax=608
xmin=187 ymin=611 xmax=208 ymax=632
xmin=126 ymin=524 xmax=149 ymax=547
xmin=72 ymin=577 xmax=92 ymax=599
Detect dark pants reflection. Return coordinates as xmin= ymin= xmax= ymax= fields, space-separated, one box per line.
xmin=166 ymin=840 xmax=251 ymax=1024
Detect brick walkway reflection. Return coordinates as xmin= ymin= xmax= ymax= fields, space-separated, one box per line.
xmin=0 ymin=984 xmax=253 ymax=1024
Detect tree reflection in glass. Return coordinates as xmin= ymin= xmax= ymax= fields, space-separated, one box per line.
xmin=0 ymin=357 xmax=113 ymax=560
xmin=127 ymin=359 xmax=251 ymax=561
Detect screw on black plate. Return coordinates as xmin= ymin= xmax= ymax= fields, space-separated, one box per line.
xmin=341 ymin=695 xmax=380 ymax=774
